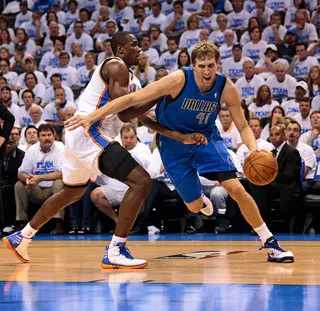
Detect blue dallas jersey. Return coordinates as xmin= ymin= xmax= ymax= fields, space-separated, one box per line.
xmin=155 ymin=67 xmax=227 ymax=138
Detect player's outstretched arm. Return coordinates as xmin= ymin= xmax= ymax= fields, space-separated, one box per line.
xmin=221 ymin=79 xmax=258 ymax=152
xmin=65 ymin=71 xmax=185 ymax=132
xmin=138 ymin=113 xmax=208 ymax=145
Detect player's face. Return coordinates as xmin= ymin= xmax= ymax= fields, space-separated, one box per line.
xmin=285 ymin=123 xmax=300 ymax=143
xmin=123 ymin=35 xmax=141 ymax=66
xmin=249 ymin=119 xmax=262 ymax=139
xmin=270 ymin=127 xmax=285 ymax=148
xmin=121 ymin=129 xmax=137 ymax=150
xmin=193 ymin=58 xmax=217 ymax=91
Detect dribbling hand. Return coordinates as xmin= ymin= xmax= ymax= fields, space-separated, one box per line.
xmin=180 ymin=133 xmax=208 ymax=145
xmin=64 ymin=114 xmax=92 ymax=136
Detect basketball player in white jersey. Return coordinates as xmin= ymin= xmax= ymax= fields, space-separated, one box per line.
xmin=3 ymin=32 xmax=207 ymax=269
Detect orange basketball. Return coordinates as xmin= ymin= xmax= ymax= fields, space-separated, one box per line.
xmin=244 ymin=150 xmax=278 ymax=186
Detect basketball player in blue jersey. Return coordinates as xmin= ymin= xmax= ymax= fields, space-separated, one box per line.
xmin=66 ymin=42 xmax=294 ymax=263
xmin=3 ymin=32 xmax=208 ymax=269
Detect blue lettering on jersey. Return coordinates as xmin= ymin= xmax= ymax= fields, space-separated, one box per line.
xmin=221 ymin=49 xmax=232 ymax=60
xmin=75 ymin=62 xmax=85 ymax=69
xmin=80 ymin=73 xmax=89 ymax=85
xmin=60 ymin=72 xmax=69 ymax=81
xmin=49 ymin=57 xmax=59 ymax=67
xmin=201 ymin=20 xmax=211 ymax=29
xmin=269 ymin=1 xmax=285 ymax=10
xmin=164 ymin=57 xmax=177 ymax=68
xmin=21 ymin=117 xmax=32 ymax=128
xmin=241 ymin=86 xmax=255 ymax=97
xmin=298 ymin=34 xmax=309 ymax=42
xmin=214 ymin=35 xmax=224 ymax=46
xmin=246 ymin=48 xmax=261 ymax=61
xmin=175 ymin=20 xmax=185 ymax=31
xmin=294 ymin=66 xmax=308 ymax=77
xmin=301 ymin=128 xmax=311 ymax=134
xmin=272 ymin=87 xmax=288 ymax=98
xmin=35 ymin=161 xmax=55 ymax=175
xmin=254 ymin=110 xmax=271 ymax=117
xmin=228 ymin=68 xmax=243 ymax=79
xmin=181 ymin=98 xmax=218 ymax=112
xmin=223 ymin=137 xmax=232 ymax=146
xmin=287 ymin=107 xmax=299 ymax=114
xmin=186 ymin=38 xmax=198 ymax=47
xmin=231 ymin=18 xmax=244 ymax=29
xmin=267 ymin=35 xmax=276 ymax=44
xmin=129 ymin=25 xmax=140 ymax=34
xmin=26 ymin=28 xmax=36 ymax=38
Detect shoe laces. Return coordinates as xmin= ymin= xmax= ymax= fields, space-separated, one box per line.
xmin=105 ymin=243 xmax=135 ymax=261
xmin=259 ymin=238 xmax=286 ymax=253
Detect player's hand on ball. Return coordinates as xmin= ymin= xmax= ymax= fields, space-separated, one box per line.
xmin=180 ymin=133 xmax=208 ymax=145
xmin=64 ymin=114 xmax=92 ymax=136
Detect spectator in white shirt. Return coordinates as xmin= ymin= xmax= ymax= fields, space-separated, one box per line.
xmin=266 ymin=63 xmax=297 ymax=101
xmin=184 ymin=0 xmax=204 ymax=13
xmin=141 ymin=2 xmax=167 ymax=32
xmin=250 ymin=0 xmax=273 ymax=28
xmin=288 ymin=42 xmax=319 ymax=80
xmin=9 ymin=43 xmax=31 ymax=75
xmin=285 ymin=120 xmax=317 ymax=190
xmin=235 ymin=60 xmax=266 ymax=104
xmin=223 ymin=44 xmax=252 ymax=82
xmin=281 ymin=81 xmax=309 ymax=116
xmin=242 ymin=26 xmax=268 ymax=63
xmin=218 ymin=106 xmax=242 ymax=150
xmin=1 ymin=86 xmax=21 ymax=123
xmin=307 ymin=65 xmax=320 ymax=98
xmin=194 ymin=2 xmax=218 ymax=30
xmin=0 ymin=59 xmax=18 ymax=89
xmin=110 ymin=0 xmax=134 ymax=25
xmin=227 ymin=0 xmax=250 ymax=31
xmin=0 ymin=76 xmax=19 ymax=105
xmin=95 ymin=19 xmax=117 ymax=51
xmin=20 ymin=11 xmax=42 ymax=41
xmin=178 ymin=15 xmax=201 ymax=49
xmin=18 ymin=90 xmax=35 ymax=128
xmin=65 ymin=0 xmax=80 ymax=25
xmin=90 ymin=124 xmax=151 ymax=226
xmin=162 ymin=0 xmax=174 ymax=16
xmin=219 ymin=29 xmax=236 ymax=63
xmin=40 ymin=11 xmax=66 ymax=38
xmin=19 ymin=72 xmax=46 ymax=106
xmin=65 ymin=21 xmax=94 ymax=53
xmin=265 ymin=0 xmax=289 ymax=11
xmin=140 ymin=34 xmax=160 ymax=66
xmin=292 ymin=97 xmax=313 ymax=134
xmin=155 ymin=68 xmax=169 ymax=80
xmin=123 ymin=5 xmax=146 ymax=34
xmin=133 ymin=52 xmax=156 ymax=87
xmin=149 ymin=25 xmax=168 ymax=53
xmin=15 ymin=123 xmax=65 ymax=234
xmin=239 ymin=16 xmax=260 ymax=46
xmin=284 ymin=0 xmax=309 ymax=28
xmin=43 ymin=87 xmax=77 ymax=128
xmin=70 ymin=42 xmax=86 ymax=70
xmin=77 ymin=52 xmax=97 ymax=87
xmin=41 ymin=21 xmax=65 ymax=52
xmin=97 ymin=39 xmax=114 ymax=65
xmin=237 ymin=117 xmax=273 ymax=166
xmin=255 ymin=44 xmax=290 ymax=80
xmin=159 ymin=38 xmax=180 ymax=72
xmin=208 ymin=13 xmax=230 ymax=46
xmin=295 ymin=9 xmax=318 ymax=44
xmin=187 ymin=28 xmax=209 ymax=56
xmin=299 ymin=111 xmax=320 ymax=153
xmin=170 ymin=49 xmax=191 ymax=72
xmin=68 ymin=8 xmax=95 ymax=36
xmin=249 ymin=85 xmax=279 ymax=118
xmin=164 ymin=0 xmax=191 ymax=35
xmin=18 ymin=125 xmax=39 ymax=152
xmin=47 ymin=51 xmax=79 ymax=88
xmin=90 ymin=5 xmax=110 ymax=39
xmin=39 ymin=38 xmax=64 ymax=73
xmin=14 ymin=1 xmax=32 ymax=28
xmin=262 ymin=11 xmax=287 ymax=44
xmin=14 ymin=28 xmax=36 ymax=56
xmin=0 ymin=29 xmax=14 ymax=55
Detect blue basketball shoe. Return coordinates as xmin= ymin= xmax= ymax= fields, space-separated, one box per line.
xmin=260 ymin=237 xmax=294 ymax=263
xmin=2 ymin=231 xmax=32 ymax=263
xmin=101 ymin=243 xmax=148 ymax=269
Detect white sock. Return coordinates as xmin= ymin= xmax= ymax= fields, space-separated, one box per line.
xmin=109 ymin=235 xmax=127 ymax=248
xmin=254 ymin=223 xmax=273 ymax=244
xmin=21 ymin=223 xmax=38 ymax=239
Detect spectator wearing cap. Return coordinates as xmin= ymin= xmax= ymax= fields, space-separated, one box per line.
xmin=67 ymin=8 xmax=95 ymax=36
xmin=223 ymin=44 xmax=253 ymax=82
xmin=266 ymin=63 xmax=297 ymax=101
xmin=276 ymin=28 xmax=297 ymax=63
xmin=65 ymin=0 xmax=80 ymax=25
xmin=19 ymin=72 xmax=46 ymax=106
xmin=9 ymin=42 xmax=32 ymax=75
xmin=281 ymin=81 xmax=309 ymax=116
xmin=262 ymin=11 xmax=287 ymax=44
xmin=227 ymin=0 xmax=250 ymax=31
xmin=95 ymin=20 xmax=117 ymax=51
xmin=15 ymin=56 xmax=47 ymax=90
xmin=20 ymin=12 xmax=42 ymax=41
xmin=0 ymin=59 xmax=18 ymax=89
xmin=255 ymin=44 xmax=290 ymax=80
xmin=14 ymin=1 xmax=32 ymax=28
xmin=295 ymin=9 xmax=318 ymax=44
xmin=218 ymin=29 xmax=236 ymax=64
xmin=33 ymin=0 xmax=55 ymax=14
xmin=70 ymin=42 xmax=85 ymax=70
xmin=47 ymin=52 xmax=78 ymax=88
xmin=1 ymin=86 xmax=21 ymax=119
xmin=39 ymin=38 xmax=64 ymax=73
xmin=250 ymin=0 xmax=274 ymax=28
xmin=65 ymin=21 xmax=93 ymax=54
xmin=288 ymin=42 xmax=318 ymax=80
xmin=235 ymin=60 xmax=265 ymax=104
xmin=141 ymin=2 xmax=167 ymax=32
xmin=242 ymin=26 xmax=268 ymax=63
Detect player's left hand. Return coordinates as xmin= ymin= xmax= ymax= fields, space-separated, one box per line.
xmin=180 ymin=133 xmax=208 ymax=145
xmin=64 ymin=114 xmax=92 ymax=136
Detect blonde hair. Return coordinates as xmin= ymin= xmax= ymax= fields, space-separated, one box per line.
xmin=134 ymin=52 xmax=149 ymax=85
xmin=191 ymin=41 xmax=220 ymax=65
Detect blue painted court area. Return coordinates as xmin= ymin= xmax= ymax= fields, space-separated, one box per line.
xmin=36 ymin=233 xmax=320 ymax=242
xmin=0 ymin=281 xmax=319 ymax=311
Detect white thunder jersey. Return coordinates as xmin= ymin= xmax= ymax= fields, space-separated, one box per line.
xmin=63 ymin=57 xmax=141 ymax=186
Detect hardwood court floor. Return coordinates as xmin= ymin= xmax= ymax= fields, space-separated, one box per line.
xmin=0 ymin=234 xmax=320 ymax=310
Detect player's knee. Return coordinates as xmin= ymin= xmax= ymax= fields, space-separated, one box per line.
xmin=90 ymin=188 xmax=103 ymax=205
xmin=65 ymin=187 xmax=86 ymax=203
xmin=227 ymin=183 xmax=247 ymax=203
xmin=135 ymin=171 xmax=152 ymax=195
